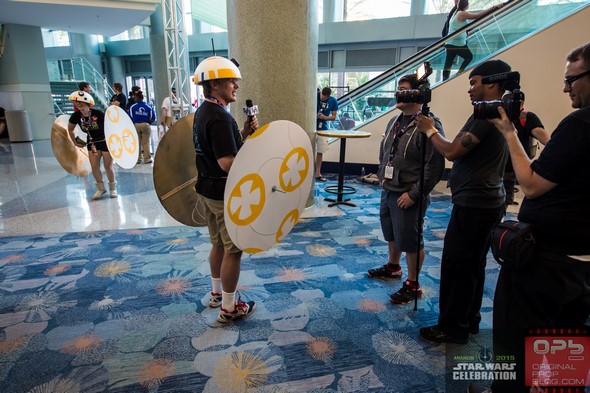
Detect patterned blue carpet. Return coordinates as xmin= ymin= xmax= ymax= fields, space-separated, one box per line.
xmin=0 ymin=179 xmax=507 ymax=392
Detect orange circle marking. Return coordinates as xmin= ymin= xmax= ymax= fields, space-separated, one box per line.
xmin=108 ymin=134 xmax=123 ymax=158
xmin=122 ymin=128 xmax=137 ymax=154
xmin=107 ymin=107 xmax=120 ymax=123
xmin=279 ymin=147 xmax=309 ymax=193
xmin=227 ymin=173 xmax=266 ymax=226
xmin=276 ymin=209 xmax=300 ymax=243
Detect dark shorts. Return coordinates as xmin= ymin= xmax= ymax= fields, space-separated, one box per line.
xmin=379 ymin=190 xmax=428 ymax=251
xmin=88 ymin=140 xmax=108 ymax=152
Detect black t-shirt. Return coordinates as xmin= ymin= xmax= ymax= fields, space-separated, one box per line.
xmin=110 ymin=93 xmax=127 ymax=111
xmin=193 ymin=101 xmax=242 ymax=200
xmin=449 ymin=115 xmax=509 ymax=208
xmin=68 ymin=109 xmax=106 ymax=142
xmin=505 ymin=110 xmax=544 ymax=172
xmin=518 ymin=107 xmax=590 ymax=254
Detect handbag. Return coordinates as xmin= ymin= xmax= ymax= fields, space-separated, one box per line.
xmin=490 ymin=220 xmax=535 ymax=269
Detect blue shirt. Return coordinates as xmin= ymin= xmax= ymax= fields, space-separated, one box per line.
xmin=128 ymin=102 xmax=156 ymax=124
xmin=317 ymin=96 xmax=338 ymax=130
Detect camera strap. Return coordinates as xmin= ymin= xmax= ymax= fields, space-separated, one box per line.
xmin=519 ymin=110 xmax=528 ymax=128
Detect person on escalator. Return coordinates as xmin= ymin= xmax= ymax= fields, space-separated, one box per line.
xmin=442 ymin=0 xmax=505 ymax=81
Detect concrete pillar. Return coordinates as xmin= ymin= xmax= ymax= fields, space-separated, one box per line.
xmin=227 ymin=0 xmax=318 ymax=147
xmin=0 ymin=24 xmax=53 ymax=140
xmin=69 ymin=33 xmax=102 ymax=73
xmin=411 ymin=0 xmax=427 ymax=16
xmin=106 ymin=56 xmax=126 ymax=90
xmin=149 ymin=3 xmax=168 ymax=122
xmin=227 ymin=0 xmax=318 ymax=206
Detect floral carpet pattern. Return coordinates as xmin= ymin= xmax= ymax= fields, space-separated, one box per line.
xmin=0 ymin=181 xmax=507 ymax=392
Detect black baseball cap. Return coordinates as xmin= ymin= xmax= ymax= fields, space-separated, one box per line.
xmin=469 ymin=59 xmax=511 ymax=78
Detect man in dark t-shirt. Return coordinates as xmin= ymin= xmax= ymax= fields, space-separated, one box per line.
xmin=486 ymin=42 xmax=590 ymax=393
xmin=109 ymin=82 xmax=127 ymax=112
xmin=192 ymin=56 xmax=258 ymax=325
xmin=415 ymin=60 xmax=511 ymax=344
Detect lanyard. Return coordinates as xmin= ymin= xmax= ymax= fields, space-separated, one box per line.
xmin=386 ymin=113 xmax=417 ymax=159
xmin=80 ymin=111 xmax=95 ymax=133
xmin=205 ymin=97 xmax=226 ymax=108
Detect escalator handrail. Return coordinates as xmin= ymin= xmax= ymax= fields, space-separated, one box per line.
xmin=336 ymin=0 xmax=531 ymax=108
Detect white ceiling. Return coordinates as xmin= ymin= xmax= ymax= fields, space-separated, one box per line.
xmin=0 ymin=0 xmax=160 ymax=37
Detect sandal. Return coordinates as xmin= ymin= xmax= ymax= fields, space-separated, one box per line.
xmin=315 ymin=176 xmax=327 ymax=182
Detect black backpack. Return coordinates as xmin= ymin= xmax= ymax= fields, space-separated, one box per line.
xmin=442 ymin=6 xmax=457 ymax=37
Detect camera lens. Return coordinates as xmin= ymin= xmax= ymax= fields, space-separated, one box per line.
xmin=395 ymin=89 xmax=422 ymax=103
xmin=472 ymin=93 xmax=522 ymax=121
xmin=473 ymin=100 xmax=503 ymax=120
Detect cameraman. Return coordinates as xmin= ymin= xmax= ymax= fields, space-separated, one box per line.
xmin=484 ymin=42 xmax=590 ymax=393
xmin=367 ymin=74 xmax=445 ymax=305
xmin=502 ymin=95 xmax=550 ymax=206
xmin=415 ymin=60 xmax=510 ymax=344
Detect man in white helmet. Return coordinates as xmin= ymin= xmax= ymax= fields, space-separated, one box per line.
xmin=192 ymin=56 xmax=259 ymax=323
xmin=67 ymin=90 xmax=117 ymax=199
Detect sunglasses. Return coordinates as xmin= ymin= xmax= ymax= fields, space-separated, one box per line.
xmin=564 ymin=70 xmax=590 ymax=88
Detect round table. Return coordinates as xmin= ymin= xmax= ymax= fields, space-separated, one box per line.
xmin=316 ymin=130 xmax=371 ymax=207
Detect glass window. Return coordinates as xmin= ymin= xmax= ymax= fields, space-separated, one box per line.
xmin=200 ymin=22 xmax=227 ymax=33
xmin=425 ymin=0 xmax=500 ymax=15
xmin=538 ymin=0 xmax=587 ymax=3
xmin=425 ymin=0 xmax=456 ymax=15
xmin=41 ymin=29 xmax=69 ymax=47
xmin=345 ymin=0 xmax=411 ymax=21
xmin=109 ymin=26 xmax=144 ymax=41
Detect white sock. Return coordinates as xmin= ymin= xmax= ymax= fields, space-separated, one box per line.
xmin=221 ymin=291 xmax=235 ymax=312
xmin=211 ymin=277 xmax=221 ymax=294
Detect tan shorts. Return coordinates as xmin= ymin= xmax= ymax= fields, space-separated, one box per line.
xmin=316 ymin=135 xmax=329 ymax=154
xmin=197 ymin=193 xmax=241 ymax=254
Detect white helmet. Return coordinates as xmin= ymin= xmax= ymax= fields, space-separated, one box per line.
xmin=68 ymin=90 xmax=95 ymax=106
xmin=193 ymin=56 xmax=241 ymax=85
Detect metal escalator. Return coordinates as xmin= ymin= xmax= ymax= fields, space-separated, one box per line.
xmin=332 ymin=0 xmax=590 ymax=132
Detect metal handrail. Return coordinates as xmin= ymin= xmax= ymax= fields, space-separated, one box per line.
xmin=336 ymin=0 xmax=529 ymax=109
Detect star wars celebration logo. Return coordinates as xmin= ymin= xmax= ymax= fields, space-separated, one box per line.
xmin=450 ymin=346 xmax=517 ymax=382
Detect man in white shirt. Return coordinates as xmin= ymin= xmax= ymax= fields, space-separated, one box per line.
xmin=160 ymin=87 xmax=178 ymax=130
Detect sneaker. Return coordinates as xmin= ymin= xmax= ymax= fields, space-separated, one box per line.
xmin=217 ymin=298 xmax=256 ymax=323
xmin=209 ymin=292 xmax=222 ymax=308
xmin=367 ymin=264 xmax=402 ymax=279
xmin=390 ymin=280 xmax=422 ymax=304
xmin=467 ymin=383 xmax=493 ymax=393
xmin=419 ymin=325 xmax=468 ymax=344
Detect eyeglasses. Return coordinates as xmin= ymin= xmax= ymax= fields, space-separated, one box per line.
xmin=564 ymin=70 xmax=590 ymax=88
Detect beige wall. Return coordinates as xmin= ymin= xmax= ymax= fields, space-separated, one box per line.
xmin=326 ymin=6 xmax=590 ymax=167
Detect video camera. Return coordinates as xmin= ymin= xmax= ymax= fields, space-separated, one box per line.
xmin=394 ymin=62 xmax=433 ymax=106
xmin=472 ymin=71 xmax=524 ymax=121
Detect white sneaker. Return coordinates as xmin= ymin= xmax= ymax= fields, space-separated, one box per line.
xmin=217 ymin=298 xmax=256 ymax=323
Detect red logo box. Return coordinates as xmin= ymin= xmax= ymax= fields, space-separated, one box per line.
xmin=525 ymin=331 xmax=589 ymax=387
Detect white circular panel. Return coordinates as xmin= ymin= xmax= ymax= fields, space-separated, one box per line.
xmin=104 ymin=105 xmax=139 ymax=169
xmin=224 ymin=120 xmax=313 ymax=253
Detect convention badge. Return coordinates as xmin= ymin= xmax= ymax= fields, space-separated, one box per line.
xmin=385 ymin=165 xmax=394 ymax=180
